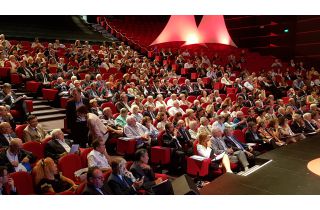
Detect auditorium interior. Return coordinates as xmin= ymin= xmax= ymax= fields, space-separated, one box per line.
xmin=1 ymin=15 xmax=320 ymax=195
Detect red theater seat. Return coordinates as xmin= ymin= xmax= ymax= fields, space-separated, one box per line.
xmin=22 ymin=141 xmax=44 ymax=160
xmin=151 ymin=146 xmax=171 ymax=165
xmin=15 ymin=124 xmax=28 ymax=139
xmin=10 ymin=171 xmax=35 ymax=195
xmin=116 ymin=138 xmax=137 ymax=156
xmin=101 ymin=102 xmax=118 ymax=113
xmin=233 ymin=130 xmax=246 ymax=143
xmin=26 ymin=81 xmax=41 ymax=93
xmin=80 ymin=147 xmax=93 ymax=168
xmin=58 ymin=154 xmax=83 ymax=182
xmin=42 ymin=89 xmax=58 ymax=101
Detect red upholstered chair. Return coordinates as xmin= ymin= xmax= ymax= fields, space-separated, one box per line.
xmin=187 ymin=96 xmax=196 ymax=103
xmin=233 ymin=130 xmax=246 ymax=143
xmin=227 ymin=93 xmax=236 ymax=102
xmin=202 ymin=77 xmax=211 ymax=86
xmin=10 ymin=171 xmax=35 ymax=195
xmin=219 ymin=94 xmax=226 ymax=101
xmin=178 ymin=77 xmax=186 ymax=84
xmin=22 ymin=141 xmax=44 ymax=160
xmin=58 ymin=154 xmax=83 ymax=182
xmin=226 ymin=87 xmax=237 ymax=94
xmin=240 ymin=107 xmax=250 ymax=115
xmin=181 ymin=68 xmax=188 ymax=76
xmin=116 ymin=138 xmax=137 ymax=156
xmin=26 ymin=81 xmax=41 ymax=93
xmin=42 ymin=89 xmax=58 ymax=101
xmin=10 ymin=73 xmax=22 ymax=85
xmin=48 ymin=67 xmax=58 ymax=74
xmin=155 ymin=173 xmax=168 ymax=181
xmin=75 ymin=181 xmax=87 ymax=195
xmin=191 ymin=73 xmax=199 ymax=81
xmin=0 ymin=67 xmax=10 ymax=79
xmin=180 ymin=104 xmax=189 ymax=112
xmin=25 ymin=100 xmax=33 ymax=113
xmin=80 ymin=147 xmax=93 ymax=168
xmin=15 ymin=124 xmax=28 ymax=139
xmin=101 ymin=102 xmax=118 ymax=113
xmin=282 ymin=97 xmax=290 ymax=105
xmin=187 ymin=140 xmax=211 ymax=177
xmin=150 ymin=146 xmax=171 ymax=165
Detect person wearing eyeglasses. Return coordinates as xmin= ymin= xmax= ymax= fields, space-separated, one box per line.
xmin=82 ymin=166 xmax=112 ymax=195
xmin=0 ymin=166 xmax=17 ymax=195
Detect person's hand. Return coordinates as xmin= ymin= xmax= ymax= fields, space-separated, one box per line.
xmin=69 ymin=185 xmax=78 ymax=192
xmin=227 ymin=148 xmax=233 ymax=154
xmin=8 ymin=177 xmax=15 ymax=191
xmin=245 ymin=151 xmax=254 ymax=157
xmin=133 ymin=176 xmax=144 ymax=188
xmin=154 ymin=177 xmax=163 ymax=185
xmin=22 ymin=157 xmax=29 ymax=163
xmin=248 ymin=146 xmax=253 ymax=152
xmin=11 ymin=161 xmax=19 ymax=167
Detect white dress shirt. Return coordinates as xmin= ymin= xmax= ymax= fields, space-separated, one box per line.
xmin=168 ymin=107 xmax=185 ymax=116
xmin=197 ymin=144 xmax=212 ymax=158
xmin=56 ymin=139 xmax=71 ymax=153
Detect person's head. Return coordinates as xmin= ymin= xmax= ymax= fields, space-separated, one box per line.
xmin=278 ymin=117 xmax=288 ymax=127
xmin=111 ymin=157 xmax=127 ymax=176
xmin=86 ymin=166 xmax=104 ymax=189
xmin=131 ymin=105 xmax=140 ymax=114
xmin=71 ymin=88 xmax=81 ymax=101
xmin=248 ymin=121 xmax=258 ymax=132
xmin=224 ymin=127 xmax=233 ymax=137
xmin=200 ymin=117 xmax=209 ymax=126
xmin=76 ymin=105 xmax=89 ymax=118
xmin=120 ymin=93 xmax=128 ymax=102
xmin=165 ymin=122 xmax=174 ymax=133
xmin=8 ymin=138 xmax=23 ymax=155
xmin=268 ymin=119 xmax=279 ymax=129
xmin=0 ymin=122 xmax=12 ymax=134
xmin=2 ymin=83 xmax=12 ymax=94
xmin=92 ymin=139 xmax=106 ymax=154
xmin=171 ymin=94 xmax=177 ymax=100
xmin=177 ymin=120 xmax=186 ymax=128
xmin=310 ymin=104 xmax=318 ymax=112
xmin=33 ymin=157 xmax=58 ymax=185
xmin=120 ymin=108 xmax=128 ymax=117
xmin=0 ymin=105 xmax=7 ymax=117
xmin=198 ymin=132 xmax=210 ymax=148
xmin=278 ymin=107 xmax=286 ymax=115
xmin=27 ymin=115 xmax=39 ymax=128
xmin=103 ymin=107 xmax=112 ymax=118
xmin=211 ymin=126 xmax=223 ymax=138
xmin=135 ymin=149 xmax=149 ymax=164
xmin=126 ymin=116 xmax=137 ymax=127
xmin=303 ymin=113 xmax=312 ymax=121
xmin=173 ymin=101 xmax=180 ymax=108
xmin=51 ymin=129 xmax=64 ymax=141
xmin=236 ymin=111 xmax=244 ymax=119
xmin=89 ymin=99 xmax=98 ymax=108
xmin=217 ymin=115 xmax=225 ymax=123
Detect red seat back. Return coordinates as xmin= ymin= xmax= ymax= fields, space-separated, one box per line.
xmin=58 ymin=154 xmax=83 ymax=181
xmin=101 ymin=102 xmax=117 ymax=113
xmin=10 ymin=171 xmax=35 ymax=194
xmin=22 ymin=141 xmax=44 ymax=160
xmin=233 ymin=130 xmax=246 ymax=143
xmin=15 ymin=124 xmax=28 ymax=139
xmin=80 ymin=148 xmax=93 ymax=168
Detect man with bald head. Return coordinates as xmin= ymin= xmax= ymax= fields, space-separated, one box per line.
xmin=0 ymin=138 xmax=35 ymax=173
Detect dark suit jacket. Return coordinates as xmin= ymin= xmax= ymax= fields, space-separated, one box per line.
xmin=224 ymin=136 xmax=248 ymax=151
xmin=115 ymin=101 xmax=130 ymax=112
xmin=0 ymin=133 xmax=17 ymax=148
xmin=130 ymin=162 xmax=156 ymax=190
xmin=0 ymin=148 xmax=36 ymax=173
xmin=17 ymin=66 xmax=35 ymax=80
xmin=36 ymin=72 xmax=51 ymax=83
xmin=107 ymin=173 xmax=136 ymax=195
xmin=290 ymin=121 xmax=305 ymax=134
xmin=142 ymin=110 xmax=157 ymax=120
xmin=0 ymin=91 xmax=17 ymax=107
xmin=245 ymin=131 xmax=264 ymax=144
xmin=304 ymin=120 xmax=317 ymax=133
xmin=162 ymin=131 xmax=183 ymax=150
xmin=66 ymin=97 xmax=89 ymax=130
xmin=44 ymin=139 xmax=72 ymax=160
xmin=82 ymin=183 xmax=112 ymax=195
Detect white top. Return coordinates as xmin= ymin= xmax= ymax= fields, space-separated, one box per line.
xmin=244 ymin=81 xmax=254 ymax=91
xmin=166 ymin=99 xmax=178 ymax=107
xmin=6 ymin=150 xmax=27 ymax=172
xmin=197 ymin=144 xmax=212 ymax=158
xmin=124 ymin=122 xmax=149 ymax=139
xmin=212 ymin=121 xmax=225 ymax=133
xmin=87 ymin=150 xmax=111 ymax=169
xmin=184 ymin=63 xmax=194 ymax=69
xmin=156 ymin=100 xmax=167 ymax=108
xmin=168 ymin=107 xmax=186 ymax=116
xmin=56 ymin=139 xmax=71 ymax=153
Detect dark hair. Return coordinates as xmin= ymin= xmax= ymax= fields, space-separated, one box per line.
xmin=278 ymin=117 xmax=287 ymax=126
xmin=87 ymin=166 xmax=100 ymax=180
xmin=248 ymin=121 xmax=257 ymax=129
xmin=92 ymin=139 xmax=102 ymax=149
xmin=134 ymin=149 xmax=148 ymax=162
xmin=76 ymin=105 xmax=88 ymax=114
xmin=3 ymin=83 xmax=11 ymax=89
xmin=27 ymin=115 xmax=37 ymax=122
xmin=141 ymin=116 xmax=151 ymax=126
xmin=0 ymin=166 xmax=8 ymax=176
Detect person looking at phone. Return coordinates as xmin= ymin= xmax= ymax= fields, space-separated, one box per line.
xmin=87 ymin=139 xmax=112 ymax=173
xmin=107 ymin=157 xmax=143 ymax=195
xmin=0 ymin=166 xmax=17 ymax=195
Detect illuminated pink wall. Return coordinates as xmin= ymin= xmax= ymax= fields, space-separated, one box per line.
xmin=151 ymin=15 xmax=200 ymax=45
xmin=197 ymin=15 xmax=237 ymax=47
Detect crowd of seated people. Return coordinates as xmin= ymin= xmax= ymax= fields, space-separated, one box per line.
xmin=1 ymin=33 xmax=320 ymax=194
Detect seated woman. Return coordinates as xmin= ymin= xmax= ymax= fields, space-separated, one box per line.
xmin=196 ymin=133 xmax=233 ymax=173
xmin=33 ymin=157 xmax=77 ymax=194
xmin=155 ymin=112 xmax=168 ymax=132
xmin=89 ymin=99 xmax=103 ymax=118
xmin=306 ymin=91 xmax=319 ymax=105
xmin=0 ymin=166 xmax=17 ymax=195
xmin=257 ymin=121 xmax=283 ymax=148
xmin=278 ymin=117 xmax=305 ymax=142
xmin=141 ymin=116 xmax=159 ymax=146
xmin=200 ymin=90 xmax=210 ymax=104
xmin=172 ymin=112 xmax=183 ymax=127
xmin=130 ymin=149 xmax=164 ymax=194
xmin=179 ymin=93 xmax=191 ymax=107
xmin=267 ymin=119 xmax=291 ymax=145
xmin=184 ymin=109 xmax=197 ymax=127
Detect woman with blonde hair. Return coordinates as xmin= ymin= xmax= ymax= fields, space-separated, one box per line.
xmin=197 ymin=133 xmax=233 ymax=173
xmin=184 ymin=109 xmax=196 ymax=127
xmin=33 ymin=157 xmax=77 ymax=194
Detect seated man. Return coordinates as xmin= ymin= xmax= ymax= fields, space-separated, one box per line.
xmin=0 ymin=122 xmax=17 ymax=149
xmin=224 ymin=127 xmax=258 ymax=166
xmin=168 ymin=101 xmax=185 ymax=116
xmin=303 ymin=113 xmax=320 ymax=134
xmin=22 ymin=115 xmax=48 ymax=143
xmin=176 ymin=120 xmax=193 ymax=156
xmin=232 ymin=111 xmax=247 ymax=130
xmin=44 ymin=129 xmax=73 ymax=160
xmin=123 ymin=116 xmax=151 ymax=147
xmin=82 ymin=166 xmax=112 ymax=195
xmin=87 ymin=140 xmax=112 ymax=173
xmin=102 ymin=107 xmax=123 ymax=137
xmin=211 ymin=126 xmax=249 ymax=172
xmin=0 ymin=83 xmax=28 ymax=122
xmin=245 ymin=122 xmax=265 ymax=144
xmin=107 ymin=157 xmax=143 ymax=195
xmin=0 ymin=138 xmax=35 ymax=173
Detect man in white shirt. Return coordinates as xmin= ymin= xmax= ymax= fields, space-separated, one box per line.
xmin=212 ymin=115 xmax=226 ymax=133
xmin=244 ymin=78 xmax=254 ymax=91
xmin=87 ymin=140 xmax=112 ymax=172
xmin=168 ymin=101 xmax=185 ymax=116
xmin=166 ymin=94 xmax=178 ymax=107
xmin=123 ymin=116 xmax=151 ymax=147
xmin=221 ymin=73 xmax=233 ymax=86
